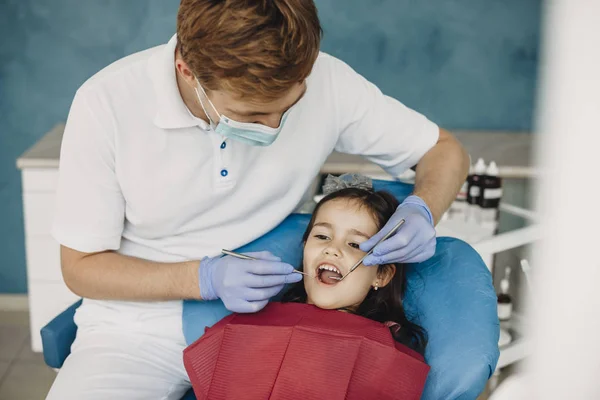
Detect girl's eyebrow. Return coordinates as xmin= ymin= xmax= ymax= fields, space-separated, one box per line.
xmin=313 ymin=222 xmax=369 ymax=239
xmin=348 ymin=228 xmax=370 ymax=239
xmin=313 ymin=222 xmax=332 ymax=229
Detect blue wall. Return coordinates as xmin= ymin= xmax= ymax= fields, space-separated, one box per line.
xmin=0 ymin=0 xmax=540 ymax=293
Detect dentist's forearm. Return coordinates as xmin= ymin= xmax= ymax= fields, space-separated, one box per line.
xmin=60 ymin=245 xmax=202 ymax=301
xmin=412 ymin=128 xmax=470 ymax=224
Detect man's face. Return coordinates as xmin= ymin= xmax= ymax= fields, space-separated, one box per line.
xmin=200 ymin=81 xmax=306 ymax=129
xmin=176 ymin=53 xmax=307 ymax=128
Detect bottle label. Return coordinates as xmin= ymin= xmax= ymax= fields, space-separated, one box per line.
xmin=483 ymin=188 xmax=503 ymax=199
xmin=498 ymin=303 xmax=512 ymax=320
xmin=469 ymin=186 xmax=480 ymax=197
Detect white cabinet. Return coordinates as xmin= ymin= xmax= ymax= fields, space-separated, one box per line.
xmin=20 ymin=167 xmax=79 ymax=352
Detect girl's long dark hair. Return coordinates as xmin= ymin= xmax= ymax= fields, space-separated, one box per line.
xmin=281 ymin=188 xmax=428 ymax=356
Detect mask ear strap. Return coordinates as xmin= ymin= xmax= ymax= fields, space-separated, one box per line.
xmin=194 ymin=87 xmax=216 ymax=127
xmin=194 ymin=77 xmax=221 ymax=123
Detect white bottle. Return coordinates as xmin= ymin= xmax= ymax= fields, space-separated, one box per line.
xmin=497 ymin=267 xmax=513 ymax=321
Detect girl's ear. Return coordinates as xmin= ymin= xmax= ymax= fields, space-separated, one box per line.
xmin=375 ymin=264 xmax=396 ymax=288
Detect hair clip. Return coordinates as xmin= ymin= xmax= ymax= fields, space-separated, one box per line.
xmin=322 ymin=173 xmax=373 ymax=195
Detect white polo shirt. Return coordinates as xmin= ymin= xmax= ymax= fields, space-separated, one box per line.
xmin=52 ymin=34 xmax=438 ymax=266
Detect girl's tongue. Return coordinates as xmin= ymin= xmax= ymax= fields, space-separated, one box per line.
xmin=319 ymin=269 xmax=343 ymax=285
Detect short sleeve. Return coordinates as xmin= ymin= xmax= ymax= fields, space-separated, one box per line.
xmin=331 ymin=57 xmax=440 ymax=177
xmin=51 ymin=89 xmax=125 ymax=253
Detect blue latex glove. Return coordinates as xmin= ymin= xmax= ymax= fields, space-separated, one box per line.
xmin=199 ymin=251 xmax=302 ymax=313
xmin=360 ymin=195 xmax=436 ymax=265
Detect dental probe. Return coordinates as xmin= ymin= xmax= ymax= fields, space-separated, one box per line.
xmin=221 ymin=249 xmax=312 ymax=277
xmin=331 ymin=218 xmax=406 ymax=282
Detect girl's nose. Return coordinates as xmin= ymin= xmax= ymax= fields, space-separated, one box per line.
xmin=324 ymin=246 xmax=340 ymax=258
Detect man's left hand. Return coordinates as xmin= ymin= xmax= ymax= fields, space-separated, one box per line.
xmin=360 ymin=195 xmax=436 ymax=265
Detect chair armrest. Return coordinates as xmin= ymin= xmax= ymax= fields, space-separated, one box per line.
xmin=40 ymin=300 xmax=82 ymax=368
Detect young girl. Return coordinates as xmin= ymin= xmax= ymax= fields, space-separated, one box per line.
xmin=282 ymin=185 xmax=427 ymax=355
xmin=184 ymin=179 xmax=429 ymax=399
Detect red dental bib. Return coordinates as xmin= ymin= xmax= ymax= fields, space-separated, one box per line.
xmin=183 ymin=302 xmax=429 ymax=400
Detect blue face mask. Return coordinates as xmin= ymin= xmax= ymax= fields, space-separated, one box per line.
xmin=194 ymin=78 xmax=292 ymax=147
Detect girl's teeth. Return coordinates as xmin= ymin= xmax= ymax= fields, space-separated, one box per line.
xmin=318 ymin=265 xmax=341 ymax=274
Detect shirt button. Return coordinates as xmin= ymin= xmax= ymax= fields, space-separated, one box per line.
xmin=220 ymin=169 xmax=228 ymax=177
xmin=220 ymin=141 xmax=226 ymax=149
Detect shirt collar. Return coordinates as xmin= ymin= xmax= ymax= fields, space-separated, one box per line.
xmin=148 ymin=34 xmax=210 ymax=130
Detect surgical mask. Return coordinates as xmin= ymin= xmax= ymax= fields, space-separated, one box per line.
xmin=193 ymin=78 xmax=292 ymax=146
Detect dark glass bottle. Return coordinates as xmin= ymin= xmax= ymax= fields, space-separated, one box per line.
xmin=466 ymin=158 xmax=486 ymax=206
xmin=479 ymin=161 xmax=503 ymax=209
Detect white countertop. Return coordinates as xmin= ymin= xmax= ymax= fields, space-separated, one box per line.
xmin=17 ymin=124 xmax=536 ymax=178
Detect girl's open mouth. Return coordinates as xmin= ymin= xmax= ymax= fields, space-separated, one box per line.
xmin=316 ymin=264 xmax=343 ymax=285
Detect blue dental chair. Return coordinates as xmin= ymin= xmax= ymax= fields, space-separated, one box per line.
xmin=41 ymin=180 xmax=499 ymax=400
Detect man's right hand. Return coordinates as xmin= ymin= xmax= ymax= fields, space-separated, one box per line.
xmin=199 ymin=251 xmax=302 ymax=313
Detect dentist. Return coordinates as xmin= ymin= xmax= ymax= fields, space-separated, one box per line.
xmin=47 ymin=0 xmax=469 ymax=398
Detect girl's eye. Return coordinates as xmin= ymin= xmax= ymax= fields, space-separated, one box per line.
xmin=348 ymin=242 xmax=360 ymax=249
xmin=315 ymin=234 xmax=329 ymax=240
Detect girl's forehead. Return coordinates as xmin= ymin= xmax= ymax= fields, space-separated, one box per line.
xmin=316 ymin=198 xmax=364 ymax=215
xmin=314 ymin=199 xmax=378 ymax=233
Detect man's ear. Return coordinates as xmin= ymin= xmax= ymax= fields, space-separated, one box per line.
xmin=376 ymin=264 xmax=396 ymax=288
xmin=175 ymin=52 xmax=196 ymax=89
